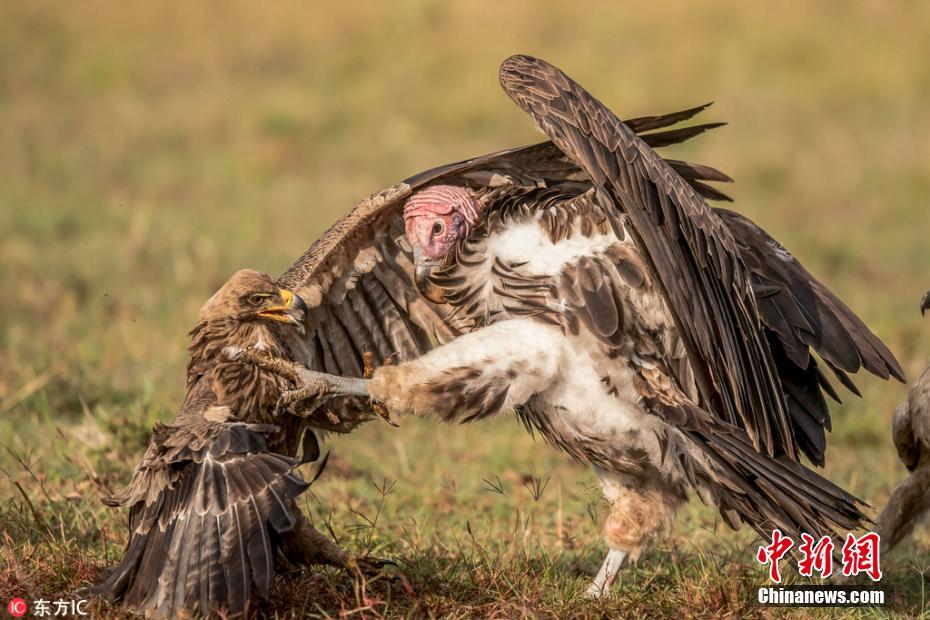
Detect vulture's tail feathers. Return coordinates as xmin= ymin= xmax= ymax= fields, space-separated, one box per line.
xmin=89 ymin=422 xmax=309 ymax=618
xmin=660 ymin=400 xmax=867 ymax=539
xmin=700 ymin=422 xmax=867 ymax=539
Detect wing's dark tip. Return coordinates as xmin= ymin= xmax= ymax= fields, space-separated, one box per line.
xmin=624 ymin=102 xmax=715 ymax=132
xmin=639 ymin=123 xmax=728 ymax=149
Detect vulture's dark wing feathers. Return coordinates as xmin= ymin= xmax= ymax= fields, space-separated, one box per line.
xmin=277 ymin=109 xmax=731 ymax=384
xmin=91 ymin=418 xmax=308 ymax=617
xmin=718 ymin=209 xmax=903 ymax=382
xmin=499 ymin=54 xmax=795 ymax=459
xmin=718 ymin=208 xmax=904 ymax=464
xmin=498 ymin=54 xmax=903 ymax=465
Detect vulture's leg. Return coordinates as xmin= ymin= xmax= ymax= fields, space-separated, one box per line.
xmin=367 ymin=319 xmax=563 ymax=420
xmin=586 ymin=469 xmax=682 ymax=598
xmin=234 ymin=319 xmax=562 ymax=423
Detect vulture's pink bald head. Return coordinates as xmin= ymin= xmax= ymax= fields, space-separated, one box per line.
xmin=403 ymin=185 xmax=482 ymax=260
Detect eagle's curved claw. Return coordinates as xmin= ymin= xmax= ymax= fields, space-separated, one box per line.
xmin=274 ymin=384 xmax=325 ymax=417
xmin=347 ymin=554 xmax=399 ymax=577
xmin=228 ymin=347 xmax=391 ymax=422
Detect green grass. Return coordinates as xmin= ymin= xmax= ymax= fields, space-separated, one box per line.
xmin=2 ymin=1 xmax=930 ymax=617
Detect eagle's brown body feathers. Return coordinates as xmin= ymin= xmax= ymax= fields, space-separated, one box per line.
xmin=92 ymin=270 xmax=351 ymax=617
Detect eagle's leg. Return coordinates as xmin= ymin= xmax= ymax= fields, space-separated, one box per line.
xmin=281 ymin=512 xmax=394 ymax=575
xmin=225 ymin=347 xmax=371 ymax=410
xmin=281 ymin=512 xmax=350 ymax=567
xmin=586 ymin=470 xmax=682 ymax=598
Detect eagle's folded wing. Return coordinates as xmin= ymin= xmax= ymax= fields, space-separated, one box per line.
xmin=92 ymin=421 xmax=308 ymax=617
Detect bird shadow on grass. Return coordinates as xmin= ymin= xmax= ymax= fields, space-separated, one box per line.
xmin=265 ymin=549 xmax=598 ymax=619
xmin=262 ymin=544 xmax=930 ymax=619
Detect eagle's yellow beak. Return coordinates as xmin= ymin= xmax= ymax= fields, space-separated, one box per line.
xmin=258 ymin=288 xmax=307 ymax=331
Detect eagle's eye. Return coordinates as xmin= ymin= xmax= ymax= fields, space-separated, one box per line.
xmin=248 ymin=293 xmax=266 ymax=306
xmin=431 ymin=221 xmax=444 ymax=237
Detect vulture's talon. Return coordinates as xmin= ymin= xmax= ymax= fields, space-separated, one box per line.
xmin=363 ymin=351 xmax=376 ymax=379
xmin=372 ymin=402 xmax=398 ymax=427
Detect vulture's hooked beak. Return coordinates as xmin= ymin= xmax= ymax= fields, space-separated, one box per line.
xmin=412 ymin=246 xmax=447 ymax=304
xmin=258 ymin=288 xmax=308 ymax=334
xmin=921 ymin=290 xmax=930 ymax=317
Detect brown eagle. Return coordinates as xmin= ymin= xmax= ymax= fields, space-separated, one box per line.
xmin=877 ymin=291 xmax=930 ymax=552
xmin=91 ymin=270 xmax=373 ymax=617
xmin=265 ymin=56 xmax=904 ymax=597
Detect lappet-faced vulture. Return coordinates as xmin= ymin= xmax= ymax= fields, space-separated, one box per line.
xmin=270 ymin=55 xmax=904 ymax=596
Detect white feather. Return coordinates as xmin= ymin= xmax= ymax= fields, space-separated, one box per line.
xmin=486 ymin=220 xmax=618 ymax=276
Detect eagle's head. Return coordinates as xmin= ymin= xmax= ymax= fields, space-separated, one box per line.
xmin=199 ymin=269 xmax=308 ymax=332
xmin=403 ymin=185 xmax=482 ymax=303
xmin=922 ymin=290 xmax=929 ymax=317
xmin=187 ymin=270 xmax=307 ymax=386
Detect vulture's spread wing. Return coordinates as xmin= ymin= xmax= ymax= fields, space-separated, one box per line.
xmin=498 ymin=54 xmax=903 ymax=461
xmin=276 ymin=111 xmax=732 ymax=380
xmin=719 ymin=209 xmax=904 ymax=463
xmin=92 ymin=420 xmax=307 ymax=616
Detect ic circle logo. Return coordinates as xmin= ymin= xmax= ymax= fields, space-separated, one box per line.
xmin=7 ymin=598 xmax=27 ymax=618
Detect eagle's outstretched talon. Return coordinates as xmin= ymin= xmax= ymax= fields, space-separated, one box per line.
xmin=230 ymin=348 xmax=372 ymax=413
xmin=276 ymin=384 xmax=327 ymax=416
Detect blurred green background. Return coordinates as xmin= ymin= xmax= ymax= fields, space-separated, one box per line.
xmin=1 ymin=1 xmax=929 ymax=616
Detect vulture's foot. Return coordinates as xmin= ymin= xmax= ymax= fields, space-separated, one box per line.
xmin=271 ymin=351 xmax=396 ymax=426
xmin=584 ymin=549 xmax=627 ymax=598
